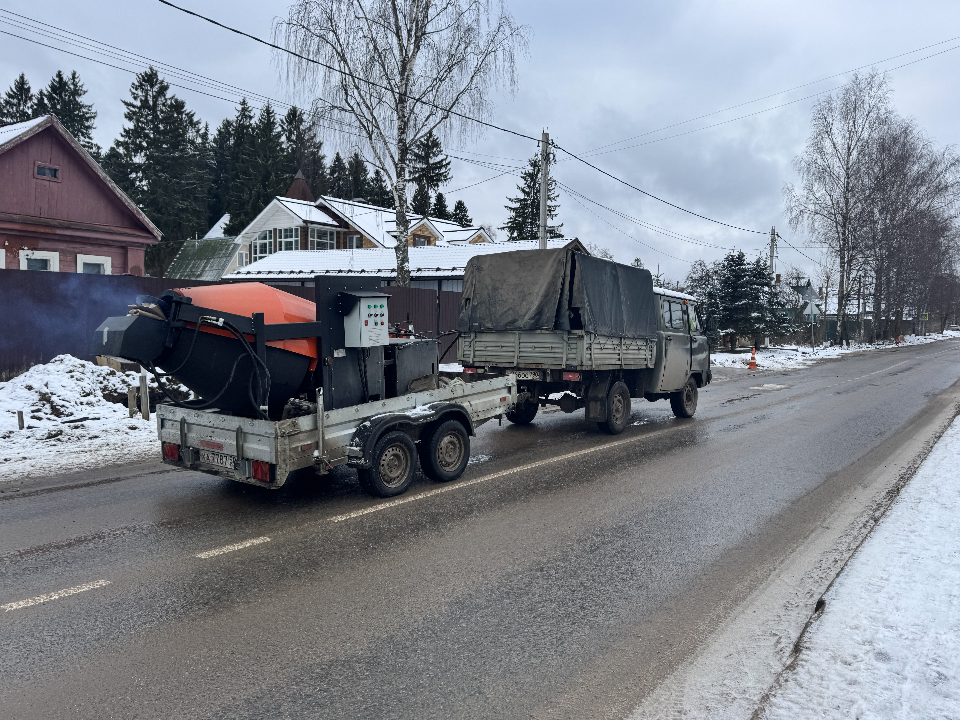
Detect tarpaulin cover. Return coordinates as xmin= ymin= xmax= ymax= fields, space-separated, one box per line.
xmin=457 ymin=249 xmax=658 ymax=338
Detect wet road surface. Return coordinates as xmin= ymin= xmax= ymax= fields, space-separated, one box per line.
xmin=2 ymin=340 xmax=959 ymax=719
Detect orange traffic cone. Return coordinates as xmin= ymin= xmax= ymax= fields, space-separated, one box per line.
xmin=748 ymin=347 xmax=758 ymax=370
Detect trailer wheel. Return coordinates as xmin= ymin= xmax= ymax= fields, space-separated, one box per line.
xmin=357 ymin=431 xmax=419 ymax=497
xmin=421 ymin=420 xmax=470 ymax=482
xmin=598 ymin=381 xmax=631 ymax=435
xmin=670 ymin=377 xmax=698 ymax=418
xmin=506 ymin=398 xmax=539 ymax=425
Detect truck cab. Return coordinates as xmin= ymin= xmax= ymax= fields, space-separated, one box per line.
xmin=650 ymin=287 xmax=712 ymax=416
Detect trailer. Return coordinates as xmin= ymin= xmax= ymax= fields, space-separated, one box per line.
xmin=455 ymin=248 xmax=711 ymax=433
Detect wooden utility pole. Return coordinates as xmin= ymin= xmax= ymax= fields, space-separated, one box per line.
xmin=539 ymin=131 xmax=549 ymax=250
xmin=769 ymin=227 xmax=777 ymax=276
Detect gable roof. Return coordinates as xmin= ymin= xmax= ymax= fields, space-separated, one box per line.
xmin=284 ymin=170 xmax=315 ymax=202
xmin=165 ymin=237 xmax=240 ymax=280
xmin=0 ymin=115 xmax=162 ymax=240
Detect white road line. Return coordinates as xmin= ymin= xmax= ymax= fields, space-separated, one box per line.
xmin=2 ymin=580 xmax=111 ymax=611
xmin=195 ymin=536 xmax=271 ymax=559
xmin=330 ymin=428 xmax=674 ymax=522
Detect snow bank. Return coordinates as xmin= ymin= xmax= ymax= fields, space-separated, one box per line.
xmin=760 ymin=416 xmax=960 ymax=718
xmin=713 ymin=332 xmax=956 ymax=370
xmin=0 ymin=355 xmax=161 ymax=481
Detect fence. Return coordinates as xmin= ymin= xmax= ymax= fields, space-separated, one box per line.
xmin=0 ymin=269 xmax=463 ymax=379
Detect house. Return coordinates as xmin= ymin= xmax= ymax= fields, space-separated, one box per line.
xmin=163 ymin=213 xmax=243 ymax=281
xmin=223 ymin=237 xmax=590 ymax=292
xmin=0 ymin=115 xmax=160 ymax=275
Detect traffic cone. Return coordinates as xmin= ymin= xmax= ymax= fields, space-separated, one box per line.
xmin=748 ymin=347 xmax=758 ymax=370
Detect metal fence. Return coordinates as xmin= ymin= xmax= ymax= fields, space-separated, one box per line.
xmin=0 ymin=269 xmax=463 ymax=379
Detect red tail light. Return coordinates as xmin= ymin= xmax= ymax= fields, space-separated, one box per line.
xmin=464 ymin=367 xmax=477 ymax=373
xmin=163 ymin=442 xmax=180 ymax=461
xmin=252 ymin=460 xmax=273 ymax=483
xmin=562 ymin=371 xmax=581 ymax=381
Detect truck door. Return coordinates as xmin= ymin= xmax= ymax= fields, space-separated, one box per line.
xmin=658 ymin=297 xmax=692 ymax=392
xmin=687 ymin=302 xmax=710 ymax=382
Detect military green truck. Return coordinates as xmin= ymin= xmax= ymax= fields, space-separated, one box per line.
xmin=455 ymin=248 xmax=711 ymax=434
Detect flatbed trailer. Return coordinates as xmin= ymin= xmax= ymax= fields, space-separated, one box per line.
xmin=156 ymin=375 xmax=516 ymax=497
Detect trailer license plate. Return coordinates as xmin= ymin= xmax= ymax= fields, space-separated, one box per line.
xmin=199 ymin=449 xmax=236 ymax=469
xmin=513 ymin=370 xmax=541 ymax=380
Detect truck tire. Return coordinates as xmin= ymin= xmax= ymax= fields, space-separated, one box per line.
xmin=420 ymin=419 xmax=470 ymax=482
xmin=357 ymin=431 xmax=419 ymax=497
xmin=670 ymin=377 xmax=698 ymax=418
xmin=598 ymin=381 xmax=630 ymax=435
xmin=506 ymin=398 xmax=539 ymax=425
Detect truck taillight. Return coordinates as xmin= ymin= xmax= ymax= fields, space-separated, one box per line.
xmin=464 ymin=367 xmax=477 ymax=373
xmin=163 ymin=442 xmax=180 ymax=461
xmin=252 ymin=460 xmax=273 ymax=483
xmin=562 ymin=371 xmax=581 ymax=381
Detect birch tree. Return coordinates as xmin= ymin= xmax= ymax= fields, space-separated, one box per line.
xmin=276 ymin=0 xmax=528 ymax=285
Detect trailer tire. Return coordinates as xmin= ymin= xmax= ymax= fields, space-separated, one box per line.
xmin=506 ymin=398 xmax=539 ymax=425
xmin=357 ymin=431 xmax=419 ymax=497
xmin=598 ymin=380 xmax=631 ymax=435
xmin=420 ymin=419 xmax=470 ymax=482
xmin=670 ymin=377 xmax=698 ymax=418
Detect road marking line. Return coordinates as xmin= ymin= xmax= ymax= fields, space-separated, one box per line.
xmin=195 ymin=536 xmax=271 ymax=559
xmin=330 ymin=428 xmax=674 ymax=522
xmin=2 ymin=580 xmax=111 ymax=611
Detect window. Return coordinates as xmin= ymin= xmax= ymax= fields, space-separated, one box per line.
xmin=412 ymin=234 xmax=430 ymax=246
xmin=19 ymin=250 xmax=59 ymax=272
xmin=237 ymin=251 xmax=249 ymax=267
xmin=660 ymin=298 xmax=686 ymax=330
xmin=34 ymin=162 xmax=60 ymax=181
xmin=688 ymin=303 xmax=701 ymax=331
xmin=76 ymin=254 xmax=111 ymax=275
xmin=253 ymin=230 xmax=273 ymax=262
xmin=27 ymin=258 xmax=50 ymax=271
xmin=309 ymin=227 xmax=336 ymax=250
xmin=345 ymin=234 xmax=362 ymax=249
xmin=278 ymin=227 xmax=300 ymax=251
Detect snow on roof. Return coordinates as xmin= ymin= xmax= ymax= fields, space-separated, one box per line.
xmin=0 ymin=116 xmax=47 ymax=145
xmin=276 ymin=196 xmax=342 ymax=226
xmin=654 ymin=286 xmax=697 ymax=301
xmin=203 ymin=213 xmax=231 ymax=239
xmin=224 ymin=238 xmax=578 ymax=280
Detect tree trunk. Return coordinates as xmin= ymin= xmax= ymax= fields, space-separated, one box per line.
xmin=393 ymin=106 xmax=411 ymax=287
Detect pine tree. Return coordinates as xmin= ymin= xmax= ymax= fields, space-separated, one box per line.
xmin=431 ymin=192 xmax=451 ymax=220
xmin=33 ymin=70 xmax=98 ymax=154
xmin=451 ymin=199 xmax=472 ymax=227
xmin=207 ymin=118 xmax=234 ymax=228
xmin=282 ymin=106 xmax=327 ymax=195
xmin=348 ymin=151 xmax=370 ymax=199
xmin=1 ymin=73 xmax=36 ymax=124
xmin=224 ymin=103 xmax=288 ymax=234
xmin=368 ymin=168 xmax=394 ymax=208
xmin=103 ymin=67 xmax=209 ymax=275
xmin=222 ymin=100 xmax=256 ymax=233
xmin=409 ymin=130 xmax=451 ymax=193
xmin=501 ymin=147 xmax=561 ymax=241
xmin=411 ymin=181 xmax=431 ymax=216
xmin=327 ymin=152 xmax=350 ymax=199
xmin=713 ymin=250 xmax=772 ymax=349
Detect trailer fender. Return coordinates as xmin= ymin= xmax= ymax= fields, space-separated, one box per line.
xmin=349 ymin=403 xmax=475 ymax=469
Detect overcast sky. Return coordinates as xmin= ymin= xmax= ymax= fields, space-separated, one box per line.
xmin=3 ymin=0 xmax=960 ymax=282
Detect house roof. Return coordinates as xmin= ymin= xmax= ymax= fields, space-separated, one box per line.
xmin=224 ymin=238 xmax=586 ymax=280
xmin=284 ymin=170 xmax=315 ymax=202
xmin=165 ymin=237 xmax=239 ymax=281
xmin=203 ymin=213 xmax=230 ymax=239
xmin=0 ymin=115 xmax=162 ymax=241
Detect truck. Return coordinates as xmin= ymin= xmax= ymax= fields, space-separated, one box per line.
xmin=94 ymin=278 xmax=516 ymax=496
xmin=455 ymin=248 xmax=711 ymax=434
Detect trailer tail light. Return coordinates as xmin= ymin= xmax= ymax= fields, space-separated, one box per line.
xmin=562 ymin=371 xmax=581 ymax=381
xmin=162 ymin=442 xmax=180 ymax=461
xmin=252 ymin=460 xmax=273 ymax=483
xmin=464 ymin=367 xmax=477 ymax=373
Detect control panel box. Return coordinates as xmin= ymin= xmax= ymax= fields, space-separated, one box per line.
xmin=345 ymin=294 xmax=389 ymax=347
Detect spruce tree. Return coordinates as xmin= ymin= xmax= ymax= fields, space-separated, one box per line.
xmin=348 ymin=151 xmax=370 ymax=199
xmin=208 ymin=118 xmax=234 ymax=228
xmin=1 ymin=73 xmax=36 ymax=124
xmin=282 ymin=106 xmax=327 ymax=195
xmin=411 ymin=181 xmax=431 ymax=216
xmin=33 ymin=70 xmax=98 ymax=154
xmin=368 ymin=168 xmax=394 ymax=208
xmin=327 ymin=152 xmax=350 ymax=199
xmin=431 ymin=192 xmax=451 ymax=220
xmin=224 ymin=103 xmax=287 ymax=234
xmin=451 ymin=199 xmax=472 ymax=227
xmin=222 ymin=100 xmax=256 ymax=233
xmin=714 ymin=250 xmax=772 ymax=349
xmin=501 ymin=148 xmax=561 ymax=241
xmin=409 ymin=130 xmax=451 ymax=193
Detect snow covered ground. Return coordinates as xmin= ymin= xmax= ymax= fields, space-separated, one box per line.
xmin=713 ymin=331 xmax=958 ymax=370
xmin=758 ymin=416 xmax=960 ymax=718
xmin=0 ymin=355 xmax=161 ymax=481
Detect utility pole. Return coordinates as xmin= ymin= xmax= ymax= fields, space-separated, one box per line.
xmin=539 ymin=130 xmax=549 ymax=250
xmin=769 ymin=226 xmax=777 ymax=276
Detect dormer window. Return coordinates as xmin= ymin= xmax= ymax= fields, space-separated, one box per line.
xmin=35 ymin=162 xmax=60 ymax=181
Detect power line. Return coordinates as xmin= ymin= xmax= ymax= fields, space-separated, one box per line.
xmin=776 ymin=232 xmax=826 ymax=268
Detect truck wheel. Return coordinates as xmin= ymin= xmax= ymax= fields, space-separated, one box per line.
xmin=357 ymin=431 xmax=419 ymax=497
xmin=598 ymin=381 xmax=631 ymax=435
xmin=421 ymin=420 xmax=470 ymax=482
xmin=506 ymin=398 xmax=539 ymax=425
xmin=670 ymin=377 xmax=698 ymax=418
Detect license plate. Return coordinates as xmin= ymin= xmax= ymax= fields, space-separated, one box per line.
xmin=199 ymin=449 xmax=236 ymax=469
xmin=513 ymin=370 xmax=541 ymax=380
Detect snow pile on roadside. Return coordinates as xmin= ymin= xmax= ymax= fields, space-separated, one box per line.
xmin=0 ymin=355 xmax=159 ymax=481
xmin=712 ymin=332 xmax=956 ymax=370
xmin=759 ymin=416 xmax=960 ymax=718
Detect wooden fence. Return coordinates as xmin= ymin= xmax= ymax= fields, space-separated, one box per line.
xmin=0 ymin=270 xmax=462 ymax=379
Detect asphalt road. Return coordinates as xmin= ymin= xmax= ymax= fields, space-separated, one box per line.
xmin=2 ymin=340 xmax=959 ymax=719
